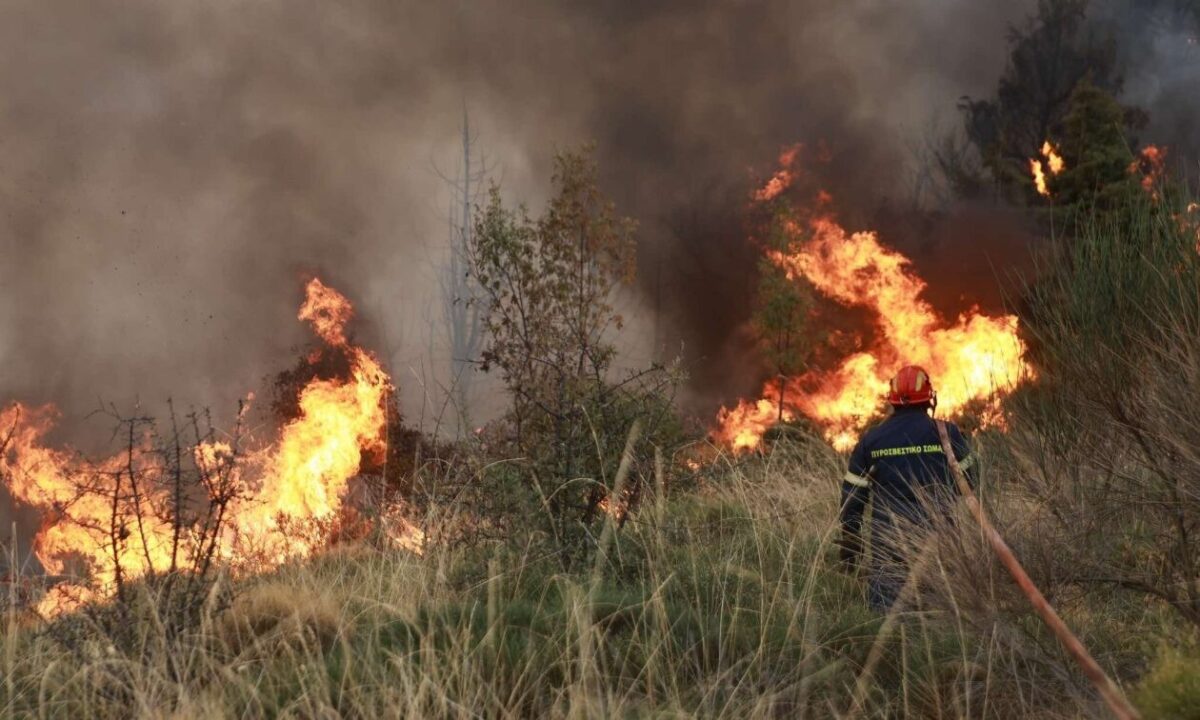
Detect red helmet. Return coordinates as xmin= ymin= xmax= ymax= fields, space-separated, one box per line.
xmin=887 ymin=365 xmax=935 ymax=406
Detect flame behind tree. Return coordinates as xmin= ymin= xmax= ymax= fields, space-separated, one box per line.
xmin=1043 ymin=141 xmax=1065 ymax=174
xmin=1030 ymin=140 xmax=1066 ymax=197
xmin=0 ymin=278 xmax=410 ymax=616
xmin=715 ymin=155 xmax=1030 ymax=452
xmin=1129 ymin=144 xmax=1167 ymax=199
xmin=1048 ymin=80 xmax=1153 ymax=213
xmin=752 ymin=197 xmax=816 ymax=425
xmin=0 ymin=405 xmax=176 ymax=611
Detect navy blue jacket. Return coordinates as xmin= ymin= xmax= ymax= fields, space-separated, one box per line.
xmin=840 ymin=406 xmax=976 ymax=565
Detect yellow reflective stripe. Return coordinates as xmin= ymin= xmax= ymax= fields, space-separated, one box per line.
xmin=843 ymin=472 xmax=869 ymax=488
xmin=958 ymin=454 xmax=976 ymax=471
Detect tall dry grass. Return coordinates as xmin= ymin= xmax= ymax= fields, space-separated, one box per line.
xmin=0 ymin=424 xmax=1148 ymax=719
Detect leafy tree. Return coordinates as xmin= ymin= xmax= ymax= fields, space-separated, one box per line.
xmin=468 ymin=147 xmax=679 ymax=558
xmin=1053 ymin=79 xmax=1144 ymax=213
xmin=1037 ymin=77 xmax=1184 ymax=233
xmin=957 ymin=0 xmax=1135 ymax=200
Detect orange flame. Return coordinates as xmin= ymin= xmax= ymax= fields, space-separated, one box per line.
xmin=225 ymin=278 xmax=393 ymax=563
xmin=715 ymin=397 xmax=796 ymax=452
xmin=1042 ymin=141 xmax=1065 ymax=175
xmin=1031 ymin=140 xmax=1065 ymax=197
xmin=1 ymin=278 xmax=420 ymax=616
xmin=754 ymin=144 xmax=802 ymax=202
xmin=299 ymin=277 xmax=355 ymax=347
xmin=1030 ymin=160 xmax=1049 ymax=197
xmin=716 ymin=156 xmax=1030 ymax=452
xmin=1129 ymin=145 xmax=1167 ymax=198
xmin=1182 ymin=202 xmax=1200 ymax=252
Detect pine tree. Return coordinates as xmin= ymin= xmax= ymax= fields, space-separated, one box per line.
xmin=1054 ymin=79 xmax=1143 ymax=213
xmin=957 ymin=0 xmax=1133 ymax=201
xmin=753 ymin=204 xmax=813 ymax=421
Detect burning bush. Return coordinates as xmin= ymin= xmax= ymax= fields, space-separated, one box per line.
xmin=715 ymin=149 xmax=1031 ymax=453
xmin=0 ymin=278 xmax=421 ymax=620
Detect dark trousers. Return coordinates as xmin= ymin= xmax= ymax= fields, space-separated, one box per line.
xmin=867 ymin=550 xmax=907 ymax=611
xmin=865 ymin=517 xmax=925 ymax=612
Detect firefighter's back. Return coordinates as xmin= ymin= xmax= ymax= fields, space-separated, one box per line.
xmin=854 ymin=406 xmax=965 ymax=522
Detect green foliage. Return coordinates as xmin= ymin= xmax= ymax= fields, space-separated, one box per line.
xmin=1135 ymin=645 xmax=1200 ymax=720
xmin=753 ymin=203 xmax=814 ymax=383
xmin=1013 ymin=185 xmax=1200 ymax=628
xmin=468 ymin=147 xmax=682 ymax=559
xmin=1023 ymin=186 xmax=1199 ymax=388
xmin=3 ymin=439 xmax=1179 ymax=718
xmin=471 ymin=147 xmax=636 ymax=391
xmin=958 ymin=0 xmax=1135 ymax=201
xmin=1053 ymin=79 xmax=1145 ymax=213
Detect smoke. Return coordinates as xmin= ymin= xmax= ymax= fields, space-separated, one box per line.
xmin=5 ymin=0 xmax=1148 ymax=449
xmin=1092 ymin=0 xmax=1200 ymax=175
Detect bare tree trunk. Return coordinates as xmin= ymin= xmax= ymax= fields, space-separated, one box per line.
xmin=108 ymin=467 xmax=126 ymax=603
xmin=124 ymin=418 xmax=156 ymax=577
xmin=441 ymin=107 xmax=489 ymax=434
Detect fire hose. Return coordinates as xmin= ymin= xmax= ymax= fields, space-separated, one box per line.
xmin=934 ymin=420 xmax=1141 ymax=720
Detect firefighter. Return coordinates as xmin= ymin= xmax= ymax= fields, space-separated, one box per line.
xmin=838 ymin=365 xmax=977 ymax=611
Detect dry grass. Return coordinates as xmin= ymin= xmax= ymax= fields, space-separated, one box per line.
xmin=0 ymin=430 xmax=1177 ymax=718
xmin=216 ymin=581 xmax=343 ymax=656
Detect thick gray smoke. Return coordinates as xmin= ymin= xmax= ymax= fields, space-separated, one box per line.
xmin=5 ymin=0 xmax=1196 ymax=436
xmin=0 ymin=0 xmax=1046 ymax=444
xmin=1094 ymin=0 xmax=1200 ymax=174
xmin=12 ymin=0 xmax=1196 ymax=441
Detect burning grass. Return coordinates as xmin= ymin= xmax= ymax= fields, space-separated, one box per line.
xmin=0 ymin=278 xmax=422 ymax=618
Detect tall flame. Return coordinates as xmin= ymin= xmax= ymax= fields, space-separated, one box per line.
xmin=715 ymin=153 xmax=1030 ymax=452
xmin=0 ymin=278 xmax=417 ymax=616
xmin=229 ymin=278 xmax=392 ymax=561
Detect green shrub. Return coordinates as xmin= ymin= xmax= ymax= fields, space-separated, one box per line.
xmin=1135 ymin=645 xmax=1200 ymax=720
xmin=1011 ymin=185 xmax=1200 ymax=629
xmin=467 ymin=147 xmax=684 ymax=564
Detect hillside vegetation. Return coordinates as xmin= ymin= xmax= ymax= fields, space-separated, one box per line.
xmin=0 ymin=432 xmax=1166 ymax=719
xmin=5 ymin=152 xmax=1200 ymax=719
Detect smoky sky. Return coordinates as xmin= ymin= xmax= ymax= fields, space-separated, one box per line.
xmin=1095 ymin=0 xmax=1200 ymax=175
xmin=1 ymin=0 xmax=1192 ymax=449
